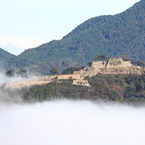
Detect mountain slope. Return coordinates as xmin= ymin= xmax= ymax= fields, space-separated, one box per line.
xmin=8 ymin=0 xmax=145 ymax=74
xmin=0 ymin=48 xmax=15 ymax=71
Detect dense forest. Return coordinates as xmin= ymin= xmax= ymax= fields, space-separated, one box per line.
xmin=1 ymin=0 xmax=144 ymax=74
xmin=3 ymin=74 xmax=145 ymax=106
xmin=0 ymin=48 xmax=15 ymax=71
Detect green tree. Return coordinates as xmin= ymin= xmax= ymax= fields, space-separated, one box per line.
xmin=5 ymin=70 xmax=15 ymax=77
xmin=62 ymin=66 xmax=84 ymax=74
xmin=137 ymin=61 xmax=145 ymax=67
xmin=120 ymin=55 xmax=130 ymax=61
xmin=131 ymin=61 xmax=136 ymax=65
xmin=29 ymin=67 xmax=40 ymax=76
xmin=87 ymin=62 xmax=92 ymax=67
xmin=94 ymin=54 xmax=108 ymax=61
xmin=17 ymin=69 xmax=27 ymax=77
xmin=50 ymin=67 xmax=58 ymax=75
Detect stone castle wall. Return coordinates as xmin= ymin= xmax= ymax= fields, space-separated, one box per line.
xmin=106 ymin=58 xmax=132 ymax=68
xmin=35 ymin=74 xmax=81 ymax=81
xmin=4 ymin=81 xmax=51 ymax=90
xmin=3 ymin=74 xmax=89 ymax=89
xmin=91 ymin=61 xmax=107 ymax=68
xmin=3 ymin=58 xmax=145 ymax=90
xmin=73 ymin=58 xmax=144 ymax=77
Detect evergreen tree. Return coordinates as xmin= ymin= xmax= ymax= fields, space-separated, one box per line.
xmin=50 ymin=67 xmax=58 ymax=75
xmin=5 ymin=70 xmax=15 ymax=77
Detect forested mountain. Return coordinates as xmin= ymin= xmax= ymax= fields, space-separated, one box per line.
xmin=0 ymin=48 xmax=15 ymax=71
xmin=7 ymin=0 xmax=145 ymax=74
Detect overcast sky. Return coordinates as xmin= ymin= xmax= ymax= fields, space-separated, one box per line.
xmin=0 ymin=0 xmax=140 ymax=55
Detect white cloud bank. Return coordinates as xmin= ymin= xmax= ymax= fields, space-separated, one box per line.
xmin=0 ymin=36 xmax=47 ymax=55
xmin=0 ymin=100 xmax=145 ymax=145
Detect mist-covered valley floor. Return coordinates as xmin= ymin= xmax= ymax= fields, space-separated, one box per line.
xmin=0 ymin=100 xmax=145 ymax=145
xmin=0 ymin=72 xmax=145 ymax=145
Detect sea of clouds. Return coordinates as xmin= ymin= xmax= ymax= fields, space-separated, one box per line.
xmin=0 ymin=72 xmax=145 ymax=145
xmin=0 ymin=100 xmax=145 ymax=145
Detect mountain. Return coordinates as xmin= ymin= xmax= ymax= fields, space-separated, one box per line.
xmin=0 ymin=48 xmax=15 ymax=71
xmin=7 ymin=0 xmax=145 ymax=74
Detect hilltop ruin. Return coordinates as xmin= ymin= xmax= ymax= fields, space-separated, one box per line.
xmin=3 ymin=58 xmax=145 ymax=89
xmin=74 ymin=58 xmax=145 ymax=77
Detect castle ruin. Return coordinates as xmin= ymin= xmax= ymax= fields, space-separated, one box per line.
xmin=74 ymin=58 xmax=144 ymax=77
xmin=3 ymin=58 xmax=145 ymax=89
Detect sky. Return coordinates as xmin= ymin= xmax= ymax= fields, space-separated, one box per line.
xmin=0 ymin=0 xmax=140 ymax=55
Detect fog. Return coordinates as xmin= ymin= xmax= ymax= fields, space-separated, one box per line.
xmin=0 ymin=73 xmax=145 ymax=145
xmin=0 ymin=72 xmax=35 ymax=106
xmin=0 ymin=72 xmax=34 ymax=86
xmin=0 ymin=100 xmax=145 ymax=145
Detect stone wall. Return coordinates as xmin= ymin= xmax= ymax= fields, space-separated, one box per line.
xmin=3 ymin=58 xmax=145 ymax=90
xmin=56 ymin=74 xmax=81 ymax=80
xmin=73 ymin=58 xmax=144 ymax=77
xmin=106 ymin=58 xmax=132 ymax=68
xmin=35 ymin=75 xmax=57 ymax=81
xmin=3 ymin=74 xmax=90 ymax=89
xmin=35 ymin=74 xmax=81 ymax=81
xmin=91 ymin=61 xmax=107 ymax=68
xmin=4 ymin=81 xmax=50 ymax=89
xmin=73 ymin=67 xmax=99 ymax=77
xmin=73 ymin=61 xmax=107 ymax=77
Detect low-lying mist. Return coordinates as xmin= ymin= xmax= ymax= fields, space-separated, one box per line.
xmin=0 ymin=72 xmax=35 ymax=86
xmin=0 ymin=73 xmax=24 ymax=106
xmin=0 ymin=72 xmax=38 ymax=105
xmin=0 ymin=72 xmax=145 ymax=144
xmin=0 ymin=100 xmax=145 ymax=145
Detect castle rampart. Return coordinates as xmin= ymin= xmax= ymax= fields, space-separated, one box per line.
xmin=73 ymin=58 xmax=144 ymax=77
xmin=3 ymin=58 xmax=145 ymax=90
xmin=106 ymin=58 xmax=132 ymax=68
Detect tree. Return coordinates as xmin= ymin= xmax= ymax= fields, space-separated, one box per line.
xmin=137 ymin=61 xmax=145 ymax=67
xmin=29 ymin=67 xmax=40 ymax=76
xmin=135 ymin=82 xmax=142 ymax=92
xmin=5 ymin=70 xmax=15 ymax=77
xmin=50 ymin=67 xmax=58 ymax=75
xmin=61 ymin=66 xmax=84 ymax=74
xmin=120 ymin=55 xmax=130 ymax=61
xmin=17 ymin=69 xmax=27 ymax=77
xmin=131 ymin=61 xmax=136 ymax=65
xmin=87 ymin=62 xmax=92 ymax=67
xmin=94 ymin=54 xmax=108 ymax=61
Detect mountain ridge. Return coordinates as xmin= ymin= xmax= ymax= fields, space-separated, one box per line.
xmin=0 ymin=48 xmax=15 ymax=71
xmin=3 ymin=0 xmax=145 ymax=74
